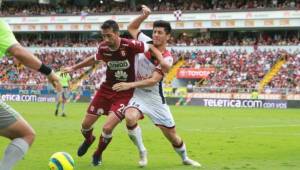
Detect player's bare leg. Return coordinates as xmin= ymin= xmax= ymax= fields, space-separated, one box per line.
xmin=0 ymin=118 xmax=35 ymax=170
xmin=125 ymin=108 xmax=147 ymax=167
xmin=158 ymin=125 xmax=201 ymax=167
xmin=61 ymin=99 xmax=67 ymax=117
xmin=92 ymin=112 xmax=120 ymax=166
xmin=55 ymin=96 xmax=61 ymax=116
xmin=77 ymin=113 xmax=99 ymax=156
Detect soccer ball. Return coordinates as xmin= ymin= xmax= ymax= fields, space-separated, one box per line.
xmin=48 ymin=152 xmax=75 ymax=170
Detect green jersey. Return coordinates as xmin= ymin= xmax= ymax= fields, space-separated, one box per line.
xmin=0 ymin=20 xmax=19 ymax=59
xmin=56 ymin=71 xmax=71 ymax=87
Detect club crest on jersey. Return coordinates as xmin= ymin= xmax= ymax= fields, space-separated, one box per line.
xmin=120 ymin=50 xmax=126 ymax=57
xmin=107 ymin=60 xmax=130 ymax=70
xmin=115 ymin=70 xmax=128 ymax=81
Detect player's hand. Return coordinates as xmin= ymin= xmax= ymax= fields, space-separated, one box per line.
xmin=141 ymin=5 xmax=151 ymax=17
xmin=61 ymin=66 xmax=74 ymax=73
xmin=160 ymin=61 xmax=171 ymax=73
xmin=112 ymin=82 xmax=134 ymax=92
xmin=47 ymin=71 xmax=63 ymax=93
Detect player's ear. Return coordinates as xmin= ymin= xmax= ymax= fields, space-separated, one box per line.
xmin=166 ymin=34 xmax=171 ymax=41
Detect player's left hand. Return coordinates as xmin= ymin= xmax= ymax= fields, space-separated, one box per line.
xmin=159 ymin=61 xmax=171 ymax=73
xmin=112 ymin=82 xmax=134 ymax=92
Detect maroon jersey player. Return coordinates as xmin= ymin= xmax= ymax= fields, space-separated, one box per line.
xmin=62 ymin=20 xmax=166 ymax=166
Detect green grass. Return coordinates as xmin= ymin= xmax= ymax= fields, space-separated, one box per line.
xmin=0 ymin=102 xmax=300 ymax=170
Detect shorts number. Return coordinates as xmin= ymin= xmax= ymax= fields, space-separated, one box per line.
xmin=117 ymin=104 xmax=125 ymax=113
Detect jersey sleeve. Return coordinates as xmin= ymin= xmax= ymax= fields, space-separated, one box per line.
xmin=155 ymin=56 xmax=173 ymax=75
xmin=129 ymin=39 xmax=150 ymax=54
xmin=137 ymin=32 xmax=152 ymax=43
xmin=95 ymin=49 xmax=103 ymax=61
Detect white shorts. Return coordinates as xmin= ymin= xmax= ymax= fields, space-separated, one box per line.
xmin=125 ymin=94 xmax=175 ymax=128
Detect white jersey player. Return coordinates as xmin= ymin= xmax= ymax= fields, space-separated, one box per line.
xmin=132 ymin=32 xmax=175 ymax=128
xmin=112 ymin=5 xmax=201 ymax=168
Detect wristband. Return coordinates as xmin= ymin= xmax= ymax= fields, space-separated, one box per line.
xmin=38 ymin=63 xmax=52 ymax=76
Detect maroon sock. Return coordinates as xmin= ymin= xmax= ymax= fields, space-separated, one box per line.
xmin=94 ymin=134 xmax=112 ymax=157
xmin=81 ymin=128 xmax=94 ymax=143
xmin=126 ymin=123 xmax=138 ymax=130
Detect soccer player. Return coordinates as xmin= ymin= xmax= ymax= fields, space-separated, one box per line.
xmin=112 ymin=5 xmax=201 ymax=168
xmin=0 ymin=20 xmax=62 ymax=170
xmin=54 ymin=71 xmax=71 ymax=117
xmin=62 ymin=19 xmax=168 ymax=166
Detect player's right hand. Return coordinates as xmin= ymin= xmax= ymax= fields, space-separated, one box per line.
xmin=61 ymin=66 xmax=74 ymax=73
xmin=141 ymin=5 xmax=151 ymax=16
xmin=47 ymin=71 xmax=63 ymax=93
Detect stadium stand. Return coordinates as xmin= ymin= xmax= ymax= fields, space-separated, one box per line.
xmin=1 ymin=0 xmax=300 ymax=16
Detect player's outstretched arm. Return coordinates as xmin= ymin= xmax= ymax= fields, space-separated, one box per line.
xmin=112 ymin=71 xmax=163 ymax=92
xmin=62 ymin=55 xmax=97 ymax=73
xmin=127 ymin=5 xmax=151 ymax=39
xmin=9 ymin=44 xmax=62 ymax=92
xmin=149 ymin=45 xmax=171 ymax=73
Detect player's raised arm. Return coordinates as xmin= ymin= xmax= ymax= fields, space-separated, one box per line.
xmin=127 ymin=5 xmax=151 ymax=39
xmin=112 ymin=71 xmax=163 ymax=92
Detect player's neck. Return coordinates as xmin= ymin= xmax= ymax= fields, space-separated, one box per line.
xmin=108 ymin=37 xmax=121 ymax=51
xmin=156 ymin=44 xmax=167 ymax=53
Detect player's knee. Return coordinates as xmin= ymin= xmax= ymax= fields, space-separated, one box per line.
xmin=125 ymin=113 xmax=138 ymax=125
xmin=124 ymin=109 xmax=139 ymax=124
xmin=22 ymin=129 xmax=36 ymax=146
xmin=81 ymin=121 xmax=91 ymax=130
xmin=102 ymin=125 xmax=113 ymax=134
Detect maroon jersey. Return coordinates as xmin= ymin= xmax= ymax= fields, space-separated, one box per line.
xmin=87 ymin=38 xmax=148 ymax=119
xmin=95 ymin=38 xmax=148 ymax=90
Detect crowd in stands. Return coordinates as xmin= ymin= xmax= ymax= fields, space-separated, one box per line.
xmin=1 ymin=0 xmax=300 ymax=16
xmin=17 ymin=33 xmax=300 ymax=48
xmin=169 ymin=34 xmax=300 ymax=46
xmin=268 ymin=52 xmax=300 ymax=91
xmin=19 ymin=39 xmax=99 ymax=48
xmin=175 ymin=49 xmax=300 ymax=93
xmin=0 ymin=50 xmax=103 ymax=91
xmin=1 ymin=48 xmax=299 ymax=93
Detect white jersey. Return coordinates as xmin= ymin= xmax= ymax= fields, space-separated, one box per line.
xmin=134 ymin=32 xmax=173 ymax=104
xmin=125 ymin=32 xmax=175 ymax=127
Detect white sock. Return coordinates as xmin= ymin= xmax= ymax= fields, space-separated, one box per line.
xmin=0 ymin=138 xmax=29 ymax=170
xmin=174 ymin=143 xmax=188 ymax=161
xmin=128 ymin=126 xmax=146 ymax=152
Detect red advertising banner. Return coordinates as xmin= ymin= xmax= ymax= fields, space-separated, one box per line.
xmin=177 ymin=68 xmax=215 ymax=79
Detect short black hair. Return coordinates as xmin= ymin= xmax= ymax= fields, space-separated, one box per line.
xmin=101 ymin=20 xmax=119 ymax=32
xmin=153 ymin=20 xmax=172 ymax=34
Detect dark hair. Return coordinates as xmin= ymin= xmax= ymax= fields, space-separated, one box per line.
xmin=101 ymin=20 xmax=119 ymax=32
xmin=153 ymin=20 xmax=172 ymax=34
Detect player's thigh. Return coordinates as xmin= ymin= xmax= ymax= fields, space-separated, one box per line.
xmin=0 ymin=117 xmax=35 ymax=144
xmin=0 ymin=101 xmax=34 ymax=139
xmin=124 ymin=96 xmax=147 ymax=122
xmin=81 ymin=114 xmax=100 ymax=129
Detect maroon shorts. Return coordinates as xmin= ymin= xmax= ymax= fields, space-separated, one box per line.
xmin=87 ymin=87 xmax=133 ymax=120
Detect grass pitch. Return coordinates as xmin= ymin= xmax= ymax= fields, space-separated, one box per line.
xmin=0 ymin=102 xmax=299 ymax=170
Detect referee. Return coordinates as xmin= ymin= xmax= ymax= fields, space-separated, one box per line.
xmin=55 ymin=71 xmax=71 ymax=117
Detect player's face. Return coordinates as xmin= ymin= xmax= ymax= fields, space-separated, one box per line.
xmin=152 ymin=27 xmax=170 ymax=46
xmin=101 ymin=28 xmax=119 ymax=46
